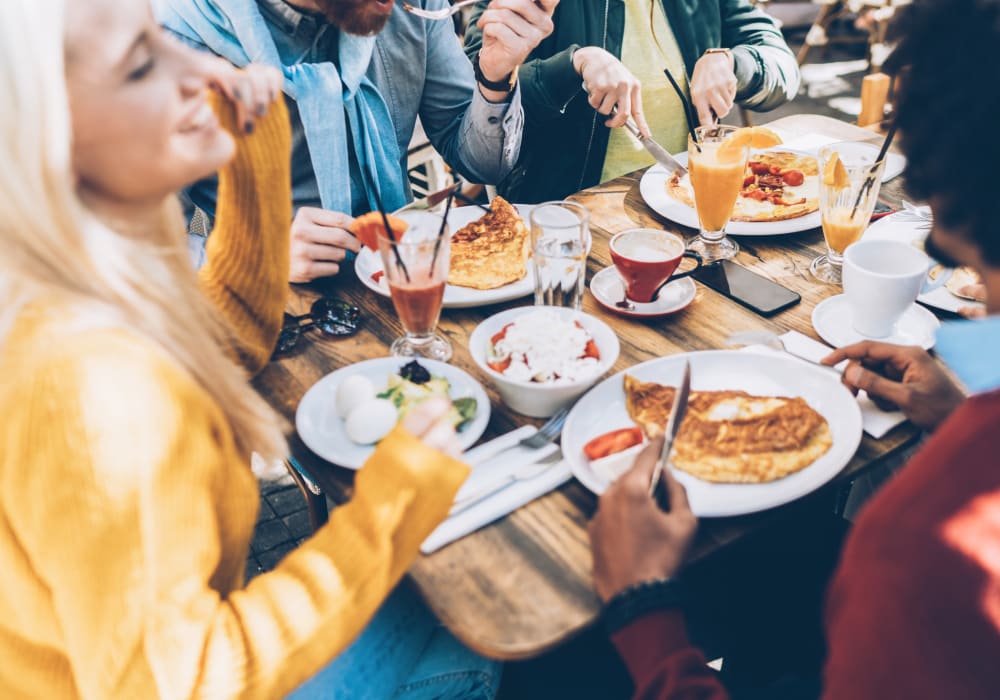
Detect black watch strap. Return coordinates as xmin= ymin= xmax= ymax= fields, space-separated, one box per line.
xmin=473 ymin=52 xmax=516 ymax=93
xmin=602 ymin=578 xmax=686 ymax=636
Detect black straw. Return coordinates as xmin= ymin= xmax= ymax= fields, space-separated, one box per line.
xmin=663 ymin=67 xmax=700 ymax=148
xmin=453 ymin=190 xmax=492 ymax=213
xmin=429 ymin=189 xmax=454 ymax=274
xmin=366 ymin=166 xmax=410 ymax=283
xmin=850 ymin=122 xmax=897 ymax=218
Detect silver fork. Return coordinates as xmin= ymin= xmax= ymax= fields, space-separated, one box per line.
xmin=401 ymin=0 xmax=480 ymax=21
xmin=724 ymin=330 xmax=843 ymax=376
xmin=520 ymin=406 xmax=569 ymax=449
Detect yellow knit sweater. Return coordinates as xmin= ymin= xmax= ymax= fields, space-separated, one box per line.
xmin=0 ymin=98 xmax=468 ymax=699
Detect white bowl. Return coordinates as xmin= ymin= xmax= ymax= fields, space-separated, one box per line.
xmin=469 ymin=306 xmax=620 ymax=418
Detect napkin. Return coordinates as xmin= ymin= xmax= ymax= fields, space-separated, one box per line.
xmin=744 ymin=330 xmax=907 ymax=439
xmin=421 ymin=428 xmax=572 ymax=554
xmin=768 ymin=130 xmax=906 ymax=183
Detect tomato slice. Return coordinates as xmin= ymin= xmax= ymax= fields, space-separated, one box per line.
xmin=582 ymin=339 xmax=600 ymax=359
xmin=782 ymin=169 xmax=805 ymax=187
xmin=371 ymin=271 xmax=384 ymax=284
xmin=583 ymin=427 xmax=644 ymax=461
xmin=490 ymin=323 xmax=514 ymax=346
xmin=487 ymin=356 xmax=511 ymax=373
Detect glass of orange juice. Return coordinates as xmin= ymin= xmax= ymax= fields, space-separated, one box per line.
xmin=812 ymin=142 xmax=887 ymax=284
xmin=687 ymin=124 xmax=751 ymax=262
xmin=377 ymin=210 xmax=452 ymax=361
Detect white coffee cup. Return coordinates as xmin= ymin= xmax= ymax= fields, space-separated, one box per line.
xmin=842 ymin=240 xmax=946 ymax=338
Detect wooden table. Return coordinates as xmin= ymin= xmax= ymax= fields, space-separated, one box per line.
xmin=254 ymin=114 xmax=922 ymax=661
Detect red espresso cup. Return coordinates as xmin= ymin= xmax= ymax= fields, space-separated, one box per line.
xmin=609 ymin=229 xmax=702 ymax=303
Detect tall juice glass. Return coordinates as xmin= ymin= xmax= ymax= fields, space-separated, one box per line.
xmin=687 ymin=124 xmax=750 ymax=262
xmin=812 ymin=142 xmax=887 ymax=284
xmin=377 ymin=210 xmax=452 ymax=361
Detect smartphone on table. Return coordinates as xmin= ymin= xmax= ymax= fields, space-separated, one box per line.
xmin=692 ymin=260 xmax=801 ymax=317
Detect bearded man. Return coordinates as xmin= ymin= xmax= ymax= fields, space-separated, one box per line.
xmin=156 ymin=0 xmax=557 ymax=282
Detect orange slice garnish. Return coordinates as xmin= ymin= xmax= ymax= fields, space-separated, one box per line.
xmin=349 ymin=211 xmax=410 ymax=251
xmin=822 ymin=153 xmax=850 ymax=189
xmin=719 ymin=126 xmax=783 ymax=155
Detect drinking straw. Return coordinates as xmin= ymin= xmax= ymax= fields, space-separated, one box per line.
xmin=365 ymin=166 xmax=410 ymax=282
xmin=850 ymin=121 xmax=897 ymax=219
xmin=663 ymin=67 xmax=700 ymax=148
xmin=430 ymin=189 xmax=454 ymax=274
xmin=453 ymin=190 xmax=491 ymax=212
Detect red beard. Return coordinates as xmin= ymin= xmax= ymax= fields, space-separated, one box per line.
xmin=313 ymin=0 xmax=394 ymax=36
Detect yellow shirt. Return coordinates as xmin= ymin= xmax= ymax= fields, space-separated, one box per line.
xmin=600 ymin=0 xmax=691 ymax=182
xmin=0 ymin=97 xmax=468 ymax=699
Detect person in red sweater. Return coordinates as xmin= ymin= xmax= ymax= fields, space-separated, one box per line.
xmin=587 ymin=1 xmax=1000 ymax=697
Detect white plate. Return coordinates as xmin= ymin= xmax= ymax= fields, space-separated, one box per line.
xmin=589 ymin=266 xmax=697 ymax=318
xmin=812 ymin=294 xmax=940 ymax=350
xmin=296 ymin=358 xmax=491 ymax=469
xmin=562 ymin=350 xmax=863 ymax=517
xmin=355 ymin=204 xmax=536 ymax=308
xmin=863 ymin=211 xmax=985 ymax=314
xmin=639 ymin=152 xmax=823 ymax=236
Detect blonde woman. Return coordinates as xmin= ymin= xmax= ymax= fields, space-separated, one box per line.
xmin=0 ymin=1 xmax=498 ymax=698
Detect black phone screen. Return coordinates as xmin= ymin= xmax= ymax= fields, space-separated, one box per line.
xmin=692 ymin=260 xmax=801 ymax=317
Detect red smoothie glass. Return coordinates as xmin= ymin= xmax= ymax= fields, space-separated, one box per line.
xmin=377 ymin=210 xmax=452 ymax=361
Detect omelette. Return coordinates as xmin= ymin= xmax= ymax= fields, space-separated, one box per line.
xmin=623 ymin=374 xmax=832 ymax=484
xmin=448 ymin=196 xmax=530 ymax=290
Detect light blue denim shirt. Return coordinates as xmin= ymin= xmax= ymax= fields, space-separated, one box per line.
xmin=161 ymin=0 xmax=523 ymax=219
xmin=936 ymin=314 xmax=1000 ymax=395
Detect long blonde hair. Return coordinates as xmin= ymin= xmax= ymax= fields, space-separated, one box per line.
xmin=0 ymin=1 xmax=287 ymax=468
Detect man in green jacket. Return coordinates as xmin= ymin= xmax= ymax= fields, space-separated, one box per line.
xmin=465 ymin=0 xmax=799 ymax=202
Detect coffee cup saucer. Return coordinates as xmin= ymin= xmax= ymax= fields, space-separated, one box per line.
xmin=811 ymin=294 xmax=940 ymax=350
xmin=590 ymin=266 xmax=697 ymax=318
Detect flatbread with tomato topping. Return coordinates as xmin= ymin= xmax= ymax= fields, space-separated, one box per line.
xmin=667 ymin=150 xmax=820 ymax=223
xmin=623 ymin=374 xmax=832 ymax=484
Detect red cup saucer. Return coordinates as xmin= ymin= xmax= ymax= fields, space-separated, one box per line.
xmin=590 ymin=266 xmax=697 ymax=318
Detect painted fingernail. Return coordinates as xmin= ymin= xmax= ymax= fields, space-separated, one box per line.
xmin=233 ymin=87 xmax=243 ymax=101
xmin=256 ymin=104 xmax=267 ymax=117
xmin=244 ymin=121 xmax=255 ymax=135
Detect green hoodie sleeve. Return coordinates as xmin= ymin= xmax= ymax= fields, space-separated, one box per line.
xmin=719 ymin=0 xmax=801 ymax=111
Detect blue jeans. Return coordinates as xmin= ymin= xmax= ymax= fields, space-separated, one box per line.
xmin=289 ymin=582 xmax=501 ymax=700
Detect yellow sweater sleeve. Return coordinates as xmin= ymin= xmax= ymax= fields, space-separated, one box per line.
xmin=198 ymin=94 xmax=292 ymax=376
xmin=5 ymin=330 xmax=469 ymax=700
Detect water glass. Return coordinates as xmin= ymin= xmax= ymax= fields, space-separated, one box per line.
xmin=530 ymin=201 xmax=591 ymax=309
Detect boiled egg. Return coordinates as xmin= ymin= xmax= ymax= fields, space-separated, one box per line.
xmin=336 ymin=374 xmax=376 ymax=418
xmin=345 ymin=398 xmax=398 ymax=445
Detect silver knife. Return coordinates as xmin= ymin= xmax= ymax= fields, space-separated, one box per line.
xmin=622 ymin=119 xmax=688 ymax=177
xmin=584 ymin=83 xmax=688 ymax=176
xmin=648 ymin=359 xmax=691 ymax=499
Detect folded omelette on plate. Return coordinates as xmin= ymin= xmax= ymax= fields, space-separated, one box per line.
xmin=624 ymin=374 xmax=832 ymax=483
xmin=448 ymin=196 xmax=530 ymax=290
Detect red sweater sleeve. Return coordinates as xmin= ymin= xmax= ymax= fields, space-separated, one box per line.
xmin=611 ymin=609 xmax=730 ymax=700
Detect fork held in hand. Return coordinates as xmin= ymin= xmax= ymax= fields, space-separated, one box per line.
xmin=401 ymin=0 xmax=480 ymax=20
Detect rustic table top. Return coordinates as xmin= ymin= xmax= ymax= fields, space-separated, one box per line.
xmin=254 ymin=114 xmax=924 ymax=660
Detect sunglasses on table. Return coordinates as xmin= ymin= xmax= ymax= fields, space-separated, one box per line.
xmin=273 ymin=297 xmax=361 ymax=358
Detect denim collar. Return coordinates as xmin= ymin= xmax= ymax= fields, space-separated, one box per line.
xmin=936 ymin=314 xmax=1000 ymax=395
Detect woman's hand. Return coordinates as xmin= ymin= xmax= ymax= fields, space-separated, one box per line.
xmin=207 ymin=62 xmax=284 ymax=134
xmin=574 ymin=46 xmax=651 ymax=136
xmin=689 ymin=51 xmax=737 ymax=126
xmin=822 ymin=341 xmax=965 ymax=430
xmin=289 ymin=207 xmax=360 ymax=283
xmin=589 ymin=440 xmax=698 ymax=602
xmin=402 ymin=397 xmax=462 ymax=458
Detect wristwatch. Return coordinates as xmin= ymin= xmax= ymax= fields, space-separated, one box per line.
xmin=602 ymin=577 xmax=687 ymax=636
xmin=473 ymin=52 xmax=518 ymax=93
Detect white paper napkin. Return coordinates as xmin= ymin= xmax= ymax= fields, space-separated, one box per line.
xmin=744 ymin=330 xmax=907 ymax=439
xmin=421 ymin=428 xmax=572 ymax=554
xmin=768 ymin=130 xmax=906 ymax=183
